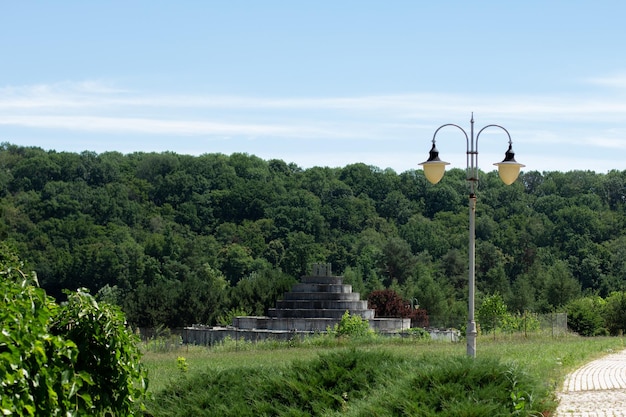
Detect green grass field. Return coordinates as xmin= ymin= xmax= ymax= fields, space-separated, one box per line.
xmin=141 ymin=334 xmax=624 ymax=416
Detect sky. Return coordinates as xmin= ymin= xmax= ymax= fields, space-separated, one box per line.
xmin=2 ymin=1 xmax=626 ymax=174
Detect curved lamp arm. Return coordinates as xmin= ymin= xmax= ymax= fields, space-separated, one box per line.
xmin=420 ymin=117 xmax=524 ymax=185
xmin=418 ymin=124 xmax=468 ymax=185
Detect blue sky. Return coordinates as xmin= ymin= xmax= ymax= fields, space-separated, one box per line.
xmin=2 ymin=1 xmax=626 ymax=174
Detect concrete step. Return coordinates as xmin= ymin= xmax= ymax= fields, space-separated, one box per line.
xmin=300 ymin=275 xmax=344 ymax=285
xmin=267 ymin=308 xmax=375 ymax=320
xmin=275 ymin=299 xmax=369 ymax=310
xmin=282 ymin=292 xmax=360 ymax=301
xmin=230 ymin=316 xmax=410 ymax=332
xmin=290 ymin=283 xmax=352 ymax=293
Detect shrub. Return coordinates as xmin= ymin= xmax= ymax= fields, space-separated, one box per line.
xmin=368 ymin=289 xmax=429 ymax=327
xmin=217 ymin=307 xmax=251 ymax=326
xmin=501 ymin=311 xmax=541 ymax=334
xmin=404 ymin=327 xmax=431 ymax=339
xmin=477 ymin=293 xmax=508 ymax=334
xmin=368 ymin=289 xmax=407 ymax=317
xmin=603 ymin=291 xmax=626 ymax=336
xmin=0 ymin=244 xmax=148 ymax=416
xmin=0 ymin=251 xmax=80 ymax=416
xmin=566 ymin=296 xmax=607 ymax=336
xmin=51 ymin=288 xmax=148 ymax=416
xmin=328 ymin=311 xmax=374 ymax=338
xmin=148 ymin=349 xmax=550 ymax=416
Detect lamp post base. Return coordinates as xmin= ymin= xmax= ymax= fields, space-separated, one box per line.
xmin=467 ymin=320 xmax=477 ymax=358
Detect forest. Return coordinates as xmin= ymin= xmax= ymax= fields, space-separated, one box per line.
xmin=1 ymin=142 xmax=625 ymax=330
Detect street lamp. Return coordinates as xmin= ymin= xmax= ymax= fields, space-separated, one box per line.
xmin=419 ymin=113 xmax=524 ymax=357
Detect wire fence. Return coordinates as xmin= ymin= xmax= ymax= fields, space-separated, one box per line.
xmin=427 ymin=312 xmax=568 ymax=336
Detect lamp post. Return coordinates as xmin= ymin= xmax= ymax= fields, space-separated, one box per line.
xmin=419 ymin=113 xmax=524 ymax=358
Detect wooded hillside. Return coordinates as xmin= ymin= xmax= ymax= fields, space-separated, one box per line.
xmin=1 ymin=143 xmax=625 ymax=329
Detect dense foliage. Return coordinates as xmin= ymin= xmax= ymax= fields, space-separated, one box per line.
xmin=148 ymin=348 xmax=552 ymax=416
xmin=2 ymin=143 xmax=626 ymax=330
xmin=0 ymin=243 xmax=147 ymax=416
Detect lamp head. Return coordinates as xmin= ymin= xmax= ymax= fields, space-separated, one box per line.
xmin=419 ymin=143 xmax=450 ymax=184
xmin=493 ymin=144 xmax=525 ymax=185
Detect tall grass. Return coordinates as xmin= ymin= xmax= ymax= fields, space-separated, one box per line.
xmin=141 ymin=334 xmax=624 ymax=416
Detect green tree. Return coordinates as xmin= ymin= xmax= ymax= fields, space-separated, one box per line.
xmin=543 ymin=260 xmax=581 ymax=310
xmin=477 ymin=293 xmax=508 ymax=334
xmin=378 ymin=237 xmax=416 ymax=286
xmin=414 ymin=270 xmax=447 ymax=323
xmin=218 ymin=243 xmax=255 ymax=285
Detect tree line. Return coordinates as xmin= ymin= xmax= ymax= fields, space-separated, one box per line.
xmin=1 ymin=142 xmax=626 ymax=330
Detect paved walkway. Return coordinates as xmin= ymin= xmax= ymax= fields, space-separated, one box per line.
xmin=555 ymin=349 xmax=626 ymax=416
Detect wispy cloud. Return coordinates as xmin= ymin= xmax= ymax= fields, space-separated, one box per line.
xmin=3 ymin=81 xmax=626 ymax=119
xmin=585 ymin=73 xmax=626 ymax=89
xmin=2 ymin=80 xmax=626 ymax=158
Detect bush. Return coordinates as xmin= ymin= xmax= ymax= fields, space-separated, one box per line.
xmin=477 ymin=293 xmax=508 ymax=334
xmin=381 ymin=355 xmax=548 ymax=416
xmin=328 ymin=311 xmax=374 ymax=338
xmin=604 ymin=291 xmax=626 ymax=336
xmin=368 ymin=289 xmax=407 ymax=317
xmin=1 ymin=251 xmax=80 ymax=416
xmin=404 ymin=327 xmax=431 ymax=339
xmin=566 ymin=296 xmax=607 ymax=336
xmin=148 ymin=349 xmax=550 ymax=416
xmin=501 ymin=311 xmax=541 ymax=334
xmin=368 ymin=288 xmax=429 ymax=327
xmin=51 ymin=288 xmax=148 ymax=416
xmin=0 ymin=244 xmax=148 ymax=416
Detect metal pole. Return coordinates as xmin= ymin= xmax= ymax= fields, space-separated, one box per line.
xmin=467 ymin=114 xmax=478 ymax=358
xmin=467 ymin=193 xmax=477 ymax=357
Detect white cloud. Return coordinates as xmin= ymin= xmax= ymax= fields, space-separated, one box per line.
xmin=585 ymin=73 xmax=626 ymax=89
xmin=2 ymin=80 xmax=626 ymax=175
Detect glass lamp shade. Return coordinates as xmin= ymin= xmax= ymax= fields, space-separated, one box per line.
xmin=494 ymin=161 xmax=524 ymax=185
xmin=420 ymin=143 xmax=450 ymax=184
xmin=494 ymin=143 xmax=524 ymax=185
xmin=420 ymin=160 xmax=450 ymax=184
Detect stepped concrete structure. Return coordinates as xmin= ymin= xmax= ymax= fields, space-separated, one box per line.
xmin=183 ymin=263 xmax=410 ymax=345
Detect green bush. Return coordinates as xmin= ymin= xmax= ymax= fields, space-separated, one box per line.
xmin=603 ymin=291 xmax=626 ymax=336
xmin=477 ymin=293 xmax=508 ymax=334
xmin=1 ymin=252 xmax=81 ymax=416
xmin=148 ymin=348 xmax=550 ymax=416
xmin=327 ymin=311 xmax=374 ymax=338
xmin=0 ymin=244 xmax=148 ymax=416
xmin=566 ymin=296 xmax=607 ymax=336
xmin=404 ymin=327 xmax=432 ymax=339
xmin=51 ymin=288 xmax=148 ymax=416
xmin=370 ymin=356 xmax=547 ymax=417
xmin=501 ymin=311 xmax=541 ymax=334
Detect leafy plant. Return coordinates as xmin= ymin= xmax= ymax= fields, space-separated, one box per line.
xmin=328 ymin=311 xmax=373 ymax=338
xmin=51 ymin=288 xmax=149 ymax=416
xmin=478 ymin=293 xmax=508 ymax=334
xmin=0 ymin=248 xmax=81 ymax=416
xmin=217 ymin=307 xmax=251 ymax=326
xmin=501 ymin=311 xmax=541 ymax=335
xmin=147 ymin=348 xmax=553 ymax=416
xmin=0 ymin=244 xmax=148 ymax=416
xmin=368 ymin=288 xmax=429 ymax=327
xmin=177 ymin=356 xmax=188 ymax=373
xmin=566 ymin=296 xmax=607 ymax=336
xmin=603 ymin=291 xmax=626 ymax=336
xmin=403 ymin=327 xmax=431 ymax=339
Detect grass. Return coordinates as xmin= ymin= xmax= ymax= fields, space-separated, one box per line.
xmin=140 ymin=333 xmax=624 ymax=416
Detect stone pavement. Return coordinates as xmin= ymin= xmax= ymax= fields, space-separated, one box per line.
xmin=555 ymin=349 xmax=626 ymax=416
